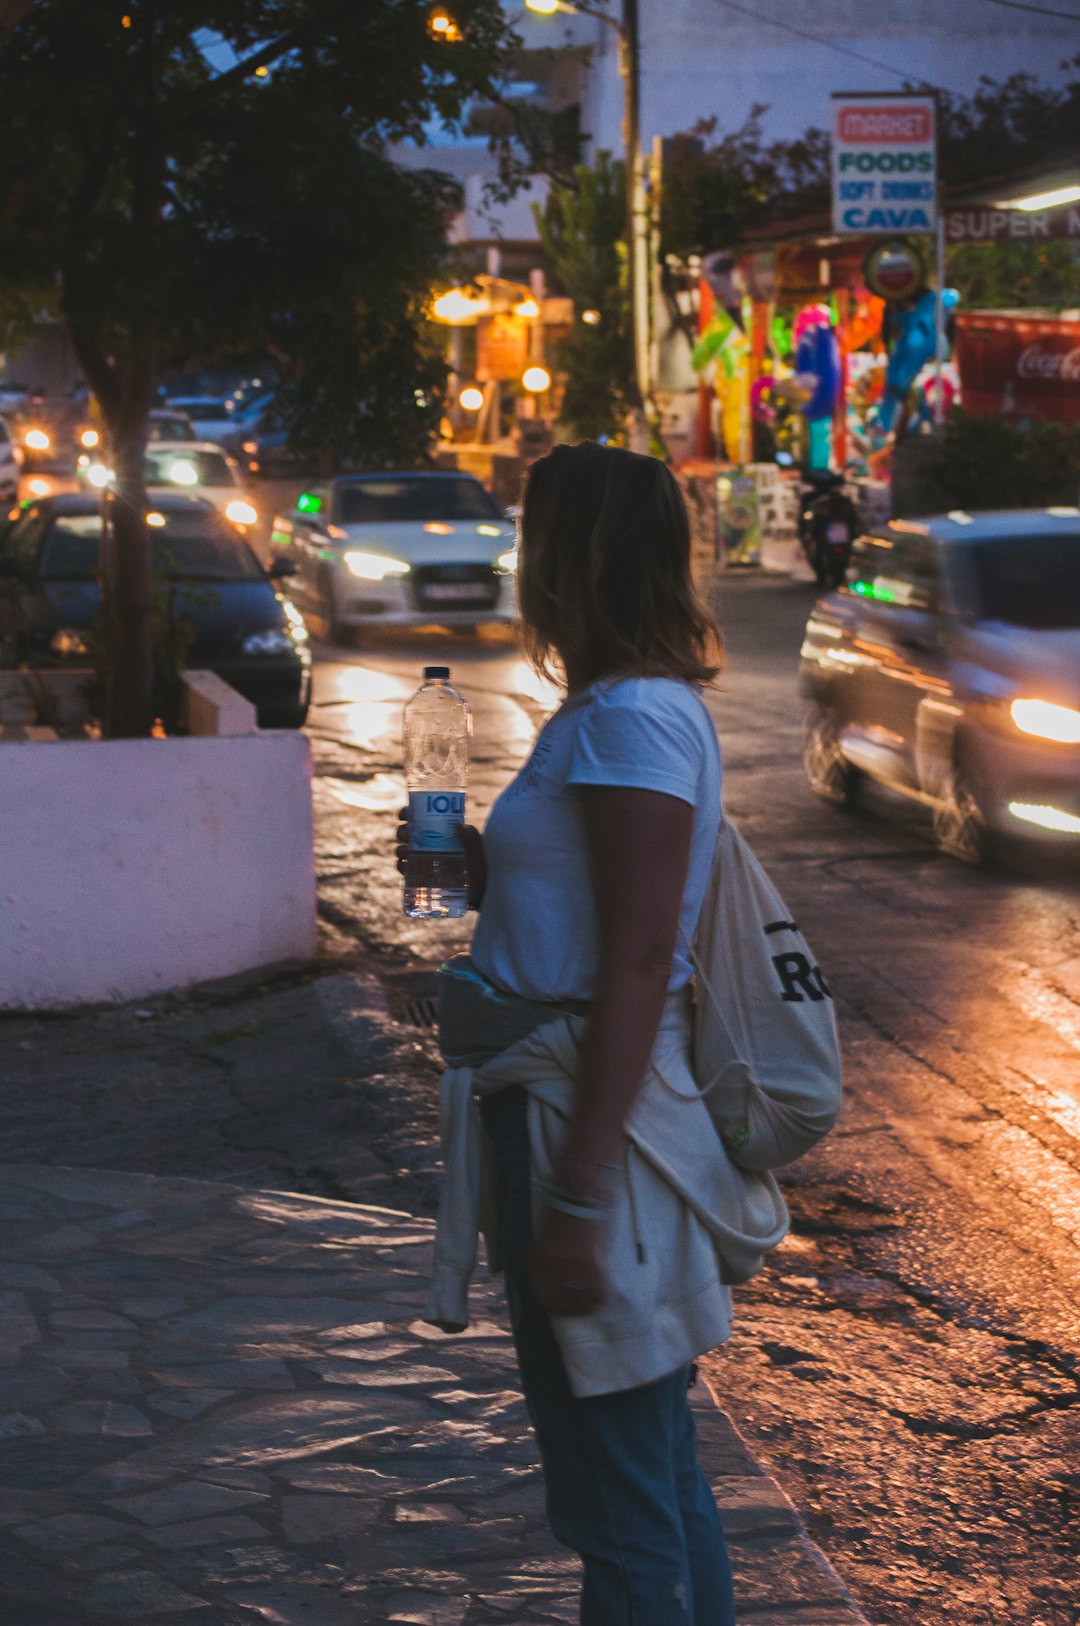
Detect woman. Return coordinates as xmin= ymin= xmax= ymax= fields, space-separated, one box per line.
xmin=400 ymin=441 xmax=748 ymax=1625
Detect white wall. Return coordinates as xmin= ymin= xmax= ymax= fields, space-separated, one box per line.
xmin=0 ymin=733 xmax=317 ymax=1009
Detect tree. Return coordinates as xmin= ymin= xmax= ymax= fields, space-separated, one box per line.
xmin=534 ymin=153 xmax=633 ymax=442
xmin=0 ymin=1 xmax=513 ymax=735
xmin=659 ymin=110 xmax=829 ymax=261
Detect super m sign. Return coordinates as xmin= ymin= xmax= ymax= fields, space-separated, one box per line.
xmin=831 ymin=93 xmax=937 ymax=236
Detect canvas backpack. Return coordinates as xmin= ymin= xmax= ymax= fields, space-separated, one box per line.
xmin=682 ymin=815 xmax=843 ymax=1171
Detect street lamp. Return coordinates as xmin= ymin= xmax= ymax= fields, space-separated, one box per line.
xmin=524 ymin=0 xmax=650 ymax=444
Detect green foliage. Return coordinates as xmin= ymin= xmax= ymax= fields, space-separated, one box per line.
xmin=937 ymin=62 xmax=1080 ymax=185
xmin=660 ymin=110 xmax=829 ymax=260
xmin=897 ymin=412 xmax=1080 ymax=515
xmin=946 ymin=240 xmax=1080 ymax=314
xmin=534 ymin=153 xmax=633 ymax=442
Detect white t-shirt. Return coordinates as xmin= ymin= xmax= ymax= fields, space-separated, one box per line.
xmin=471 ymin=676 xmax=723 ymax=1003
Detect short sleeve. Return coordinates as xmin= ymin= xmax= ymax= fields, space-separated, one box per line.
xmin=566 ymin=683 xmax=708 ymax=806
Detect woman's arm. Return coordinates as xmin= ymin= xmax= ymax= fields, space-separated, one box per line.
xmin=532 ymin=784 xmax=693 ymax=1317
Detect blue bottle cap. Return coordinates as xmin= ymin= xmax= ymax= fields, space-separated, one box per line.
xmin=424 ymin=665 xmax=451 ymax=679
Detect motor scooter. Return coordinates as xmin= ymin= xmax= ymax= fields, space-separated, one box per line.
xmin=798 ymin=471 xmax=858 ymax=589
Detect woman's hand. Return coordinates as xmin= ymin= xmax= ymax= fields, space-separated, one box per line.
xmin=395 ymin=807 xmax=487 ymax=911
xmin=532 ymin=1204 xmax=608 ymax=1318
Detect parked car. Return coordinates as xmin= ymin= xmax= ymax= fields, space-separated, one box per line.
xmin=0 ymin=416 xmax=21 ymax=502
xmin=149 ymin=408 xmax=197 ymax=442
xmin=800 ymin=508 xmax=1080 ymax=862
xmin=217 ymin=392 xmax=275 ymax=457
xmin=269 ymin=471 xmax=518 ymax=643
xmin=163 ymin=397 xmax=237 ymax=444
xmin=143 ymin=443 xmax=258 ymax=530
xmin=240 ymin=419 xmax=296 ymax=478
xmin=0 ymin=492 xmax=311 ymax=727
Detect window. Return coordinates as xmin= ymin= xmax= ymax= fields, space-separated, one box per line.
xmin=144 ymin=449 xmax=235 ymax=488
xmin=336 ymin=477 xmax=500 ymax=525
xmin=845 ymin=533 xmax=939 ymax=611
xmin=968 ymin=534 xmax=1080 ymax=630
xmin=41 ymin=514 xmax=263 ymax=583
xmin=3 ymin=508 xmax=50 ymax=574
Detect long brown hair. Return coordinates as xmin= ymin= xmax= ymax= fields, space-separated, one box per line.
xmin=518 ymin=440 xmax=723 ymax=690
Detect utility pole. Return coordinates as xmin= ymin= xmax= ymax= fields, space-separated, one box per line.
xmin=620 ymin=0 xmax=651 ymax=448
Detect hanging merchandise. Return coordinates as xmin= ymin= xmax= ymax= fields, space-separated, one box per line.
xmin=840 ymin=287 xmax=886 ymax=354
xmin=692 ymin=307 xmax=750 ymax=377
xmin=794 ymin=304 xmax=843 ymax=469
xmin=879 ymin=288 xmax=960 ymax=430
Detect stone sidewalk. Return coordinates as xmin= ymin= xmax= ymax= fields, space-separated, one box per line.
xmin=0 ymin=1164 xmax=870 ymax=1625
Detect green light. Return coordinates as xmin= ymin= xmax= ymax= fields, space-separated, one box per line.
xmin=852 ymin=579 xmax=894 ymax=603
xmin=297 ymin=492 xmax=322 ymax=514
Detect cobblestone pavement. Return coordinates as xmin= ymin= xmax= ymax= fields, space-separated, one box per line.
xmin=0 ymin=1163 xmax=869 ymax=1625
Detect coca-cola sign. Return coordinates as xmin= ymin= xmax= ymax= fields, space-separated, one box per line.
xmin=1016 ymin=343 xmax=1080 ymax=381
xmin=955 ymin=314 xmax=1080 ymax=420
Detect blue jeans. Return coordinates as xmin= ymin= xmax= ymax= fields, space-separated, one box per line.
xmin=480 ymin=1088 xmax=736 ymax=1626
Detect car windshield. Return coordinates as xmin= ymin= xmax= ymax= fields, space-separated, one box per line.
xmin=145 ymin=450 xmax=234 ymax=488
xmin=42 ymin=515 xmax=264 ymax=582
xmin=336 ymin=477 xmax=500 ymax=525
xmin=149 ymin=415 xmax=195 ymax=441
xmin=969 ymin=535 xmax=1080 ymax=630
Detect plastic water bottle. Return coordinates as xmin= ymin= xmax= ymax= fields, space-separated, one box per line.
xmin=402 ymin=665 xmax=471 ymax=919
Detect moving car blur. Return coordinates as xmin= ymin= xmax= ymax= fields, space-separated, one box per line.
xmin=143 ymin=443 xmax=258 ymax=530
xmin=800 ymin=508 xmax=1080 ymax=862
xmin=269 ymin=471 xmax=518 ymax=643
xmin=0 ymin=492 xmax=310 ymax=728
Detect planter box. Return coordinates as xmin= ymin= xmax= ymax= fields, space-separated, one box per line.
xmin=0 ymin=729 xmax=316 ymax=1009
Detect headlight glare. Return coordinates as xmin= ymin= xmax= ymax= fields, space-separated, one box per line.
xmin=343 ymin=550 xmax=410 ymax=581
xmin=1010 ymin=697 xmax=1080 ymax=745
xmin=225 ymin=499 xmax=258 ymax=526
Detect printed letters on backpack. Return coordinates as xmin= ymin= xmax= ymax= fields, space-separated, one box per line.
xmin=679 ymin=817 xmax=843 ymax=1172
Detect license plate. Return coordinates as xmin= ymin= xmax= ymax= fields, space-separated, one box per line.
xmin=826 ymin=522 xmax=851 ymax=544
xmin=423 ymin=582 xmax=486 ymax=600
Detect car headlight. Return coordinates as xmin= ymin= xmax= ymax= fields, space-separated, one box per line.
xmin=50 ymin=628 xmax=90 ymax=657
xmin=225 ymin=499 xmax=258 ymax=526
xmin=343 ymin=550 xmax=410 ymax=581
xmin=497 ymin=549 xmax=518 ymax=572
xmin=281 ymin=598 xmax=309 ymax=642
xmin=242 ymin=628 xmax=295 ymax=656
xmin=1010 ymin=698 xmax=1080 ymax=745
xmin=24 ymin=428 xmax=50 ymax=451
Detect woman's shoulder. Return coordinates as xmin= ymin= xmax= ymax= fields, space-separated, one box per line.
xmin=592 ymin=674 xmax=713 ymax=726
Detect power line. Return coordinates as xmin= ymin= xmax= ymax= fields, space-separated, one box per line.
xmin=974 ymin=0 xmax=1080 ymax=21
xmin=710 ymin=0 xmax=946 ymax=91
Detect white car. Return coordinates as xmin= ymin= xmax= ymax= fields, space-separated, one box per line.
xmin=270 ymin=471 xmax=518 ymax=642
xmin=163 ymin=397 xmax=237 ymax=445
xmin=144 ymin=442 xmax=258 ymax=529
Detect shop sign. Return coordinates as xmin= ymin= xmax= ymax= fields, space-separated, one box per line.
xmin=862 ymin=240 xmax=927 ymax=302
xmin=946 ymin=205 xmax=1080 ymax=243
xmin=475 ymin=313 xmax=528 ymax=383
xmin=831 ymin=94 xmax=937 ymax=236
xmin=954 ymin=313 xmax=1080 ymax=420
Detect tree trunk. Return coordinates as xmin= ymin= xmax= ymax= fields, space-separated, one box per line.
xmin=105 ymin=384 xmax=155 ymax=738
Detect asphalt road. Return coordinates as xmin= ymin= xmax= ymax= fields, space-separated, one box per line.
xmin=304 ymin=573 xmax=1080 ymax=1626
